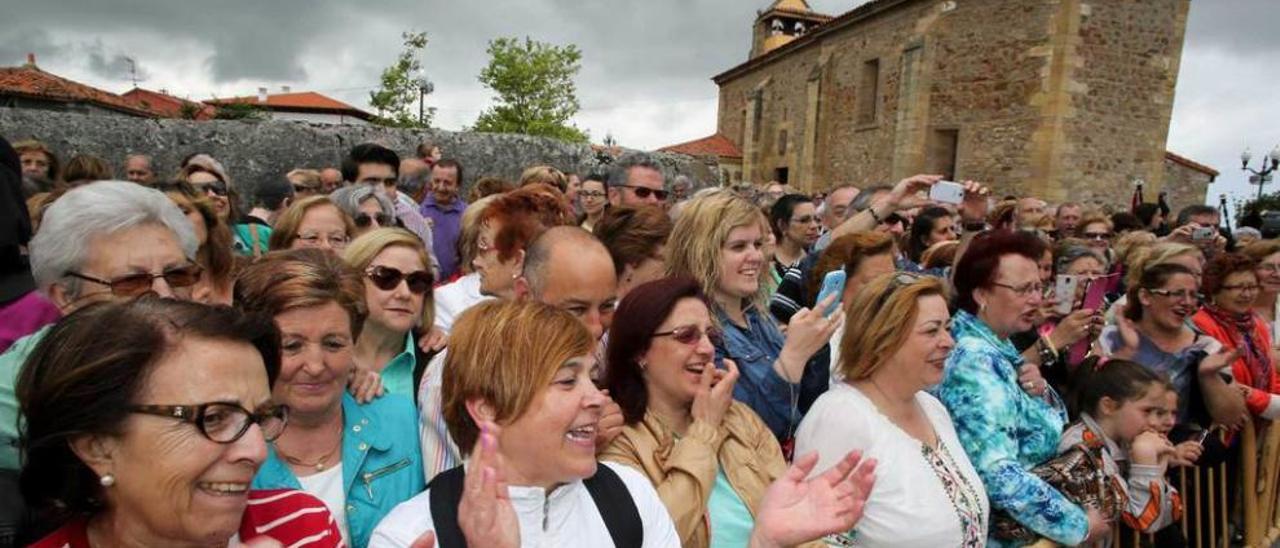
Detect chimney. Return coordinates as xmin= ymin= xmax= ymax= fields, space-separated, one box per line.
xmin=257 ymin=87 xmax=268 ymax=103
xmin=281 ymin=85 xmax=291 ymax=93
xmin=25 ymin=53 xmax=35 ymax=66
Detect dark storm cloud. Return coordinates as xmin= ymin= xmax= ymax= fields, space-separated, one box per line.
xmin=0 ymin=28 xmax=67 ymax=65
xmin=85 ymin=41 xmax=149 ymax=82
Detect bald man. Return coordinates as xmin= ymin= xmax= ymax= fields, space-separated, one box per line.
xmin=319 ymin=167 xmax=343 ymax=193
xmin=419 ymin=226 xmax=621 ymax=480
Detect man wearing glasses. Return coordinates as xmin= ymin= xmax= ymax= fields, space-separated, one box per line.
xmin=1 ymin=181 xmax=202 ymax=471
xmin=607 ymin=153 xmax=670 ymax=209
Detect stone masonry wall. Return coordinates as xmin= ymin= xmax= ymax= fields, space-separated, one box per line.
xmin=0 ymin=107 xmax=718 ymax=202
xmin=1162 ymin=156 xmax=1214 ymax=210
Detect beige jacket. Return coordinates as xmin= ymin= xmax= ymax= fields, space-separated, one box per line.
xmin=601 ymin=401 xmax=822 ymax=548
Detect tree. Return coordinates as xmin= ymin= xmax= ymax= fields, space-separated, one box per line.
xmin=472 ymin=37 xmax=588 ymax=143
xmin=369 ymin=31 xmax=433 ymax=128
xmin=212 ymin=102 xmax=267 ymax=121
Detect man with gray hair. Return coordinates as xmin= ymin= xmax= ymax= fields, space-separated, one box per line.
xmin=607 ymin=153 xmax=668 ymax=208
xmin=0 ymin=180 xmax=200 ymax=471
xmin=671 ymin=174 xmax=693 ymax=202
xmin=398 ymin=158 xmax=431 ymax=205
xmin=123 ymin=153 xmax=156 ymax=186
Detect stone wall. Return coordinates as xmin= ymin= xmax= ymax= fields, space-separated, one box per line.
xmin=1162 ymin=154 xmax=1215 ymax=210
xmin=0 ymin=107 xmax=719 ymax=201
xmin=713 ymin=0 xmax=1199 ymax=204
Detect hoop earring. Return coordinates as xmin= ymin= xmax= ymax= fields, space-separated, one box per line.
xmin=100 ymin=474 xmax=115 ymax=487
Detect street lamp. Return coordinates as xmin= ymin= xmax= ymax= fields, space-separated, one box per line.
xmin=1242 ymin=145 xmax=1280 ymax=200
xmin=417 ymin=78 xmax=434 ymax=125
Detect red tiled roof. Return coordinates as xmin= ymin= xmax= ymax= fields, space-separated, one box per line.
xmin=204 ymin=91 xmax=372 ymax=120
xmin=0 ymin=63 xmax=155 ymax=117
xmin=121 ymin=87 xmax=215 ymax=120
xmin=659 ymin=133 xmax=743 ymax=159
xmin=1165 ymin=150 xmax=1219 ymax=178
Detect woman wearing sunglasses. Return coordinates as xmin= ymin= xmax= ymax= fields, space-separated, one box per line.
xmin=602 ymin=277 xmax=876 ymax=547
xmin=236 ymin=249 xmax=424 ymax=547
xmin=342 ymin=228 xmax=437 ymax=402
xmin=19 ymin=297 xmax=343 ymax=548
xmin=331 ymin=184 xmax=400 ymax=238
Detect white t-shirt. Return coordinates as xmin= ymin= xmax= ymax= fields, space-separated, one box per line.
xmin=796 ymin=384 xmax=990 ymax=547
xmin=368 ymin=462 xmax=679 ymax=548
xmin=297 ymin=463 xmax=350 ymax=546
xmin=432 ymin=272 xmax=492 ymax=334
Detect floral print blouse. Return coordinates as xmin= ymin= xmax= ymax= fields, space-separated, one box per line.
xmin=935 ymin=310 xmax=1089 ymax=547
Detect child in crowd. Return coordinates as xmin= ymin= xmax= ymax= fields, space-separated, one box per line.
xmin=1063 ymin=357 xmax=1182 ymax=543
xmin=1151 ymin=382 xmax=1204 ymax=467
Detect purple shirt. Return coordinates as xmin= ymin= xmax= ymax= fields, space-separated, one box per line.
xmin=0 ymin=291 xmax=59 ymax=354
xmin=420 ymin=195 xmax=467 ymax=280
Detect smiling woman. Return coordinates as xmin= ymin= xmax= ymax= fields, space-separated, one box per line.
xmin=17 ymin=297 xmax=343 ymax=547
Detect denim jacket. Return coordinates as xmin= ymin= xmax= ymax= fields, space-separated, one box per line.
xmin=714 ymin=303 xmax=823 ymax=443
xmin=935 ymin=310 xmax=1087 ymax=547
xmin=254 ymin=393 xmax=425 ymax=547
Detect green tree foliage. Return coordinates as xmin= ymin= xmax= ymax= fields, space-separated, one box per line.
xmin=472 ymin=37 xmax=588 ymax=143
xmin=212 ymin=102 xmax=267 ymax=121
xmin=370 ymin=31 xmax=433 ymax=128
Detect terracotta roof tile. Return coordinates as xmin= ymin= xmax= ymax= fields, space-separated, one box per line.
xmin=121 ymin=87 xmax=215 ymax=120
xmin=0 ymin=64 xmax=155 ymax=117
xmin=1165 ymin=150 xmax=1219 ymax=178
xmin=204 ymin=91 xmax=372 ymax=120
xmin=659 ymin=133 xmax=743 ymax=159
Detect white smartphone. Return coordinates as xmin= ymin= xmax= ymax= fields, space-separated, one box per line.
xmin=1054 ymin=275 xmax=1078 ymax=315
xmin=1192 ymin=226 xmax=1215 ymax=241
xmin=929 ymin=180 xmax=965 ymax=205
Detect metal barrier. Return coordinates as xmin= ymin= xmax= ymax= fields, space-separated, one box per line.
xmin=1239 ymin=418 xmax=1280 ymax=548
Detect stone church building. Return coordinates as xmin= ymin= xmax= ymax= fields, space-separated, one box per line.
xmin=663 ymin=0 xmax=1217 ymax=208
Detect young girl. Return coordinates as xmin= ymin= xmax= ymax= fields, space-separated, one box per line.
xmin=1150 ymin=383 xmax=1204 ymax=467
xmin=1063 ymin=357 xmax=1182 ymax=543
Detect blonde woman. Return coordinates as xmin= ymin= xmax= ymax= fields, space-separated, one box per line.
xmin=268 ymin=195 xmax=356 ymax=252
xmin=432 ymin=195 xmax=499 ymax=333
xmin=666 ymin=190 xmax=841 ymax=447
xmin=343 ymin=228 xmax=437 ymax=400
xmin=798 ymin=273 xmax=988 ymax=547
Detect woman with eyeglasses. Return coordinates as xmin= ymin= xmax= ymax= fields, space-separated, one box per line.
xmin=331 ymin=184 xmax=400 ymax=239
xmin=236 ymin=249 xmax=424 ymax=547
xmin=269 ymin=195 xmax=357 ymax=252
xmin=19 ymin=297 xmax=343 ymax=548
xmin=797 ymin=272 xmax=988 ymax=547
xmin=937 ymin=230 xmax=1109 ymax=547
xmin=768 ymin=195 xmax=821 ymax=293
xmin=342 ymin=228 xmax=437 ymax=402
xmin=1193 ymin=252 xmax=1280 ymax=421
xmin=577 ymin=175 xmax=608 ymax=231
xmin=1101 ymin=263 xmax=1246 ymax=432
xmin=667 ymin=191 xmax=840 ymax=450
xmin=1243 ymin=239 xmax=1280 ymax=340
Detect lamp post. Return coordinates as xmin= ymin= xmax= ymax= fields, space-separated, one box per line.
xmin=417 ymin=78 xmax=434 ymax=126
xmin=1242 ymin=146 xmax=1280 ymax=200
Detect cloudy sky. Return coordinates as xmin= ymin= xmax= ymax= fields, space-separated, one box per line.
xmin=4 ymin=0 xmax=1278 ymax=208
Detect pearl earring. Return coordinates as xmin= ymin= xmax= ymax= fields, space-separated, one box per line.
xmin=100 ymin=474 xmax=115 ymax=487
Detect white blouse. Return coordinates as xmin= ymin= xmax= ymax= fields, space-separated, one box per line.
xmin=795 ymin=383 xmax=989 ymax=547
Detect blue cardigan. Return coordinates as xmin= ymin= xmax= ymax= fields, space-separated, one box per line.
xmin=253 ymin=392 xmax=424 ymax=547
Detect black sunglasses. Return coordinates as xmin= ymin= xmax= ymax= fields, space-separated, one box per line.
xmin=622 ymin=185 xmax=670 ymax=201
xmin=354 ymin=212 xmax=396 ymax=228
xmin=129 ymin=402 xmax=288 ymax=444
xmin=652 ymin=324 xmax=723 ymax=346
xmin=366 ymin=265 xmax=433 ymax=294
xmin=65 ymin=264 xmax=203 ymax=297
xmin=191 ymin=180 xmax=228 ymax=197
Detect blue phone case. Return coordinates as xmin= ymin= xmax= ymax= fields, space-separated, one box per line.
xmin=814 ymin=270 xmax=847 ymax=317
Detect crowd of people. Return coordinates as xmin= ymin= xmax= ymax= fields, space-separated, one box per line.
xmin=0 ymin=133 xmax=1276 ymax=548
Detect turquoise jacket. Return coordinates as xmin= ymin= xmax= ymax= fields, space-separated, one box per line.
xmin=232 ymin=223 xmax=272 ymax=256
xmin=0 ymin=326 xmax=48 ymax=471
xmin=935 ymin=310 xmax=1088 ymax=547
xmin=253 ymin=392 xmax=424 ymax=547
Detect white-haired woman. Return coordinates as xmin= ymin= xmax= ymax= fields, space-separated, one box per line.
xmin=0 ymin=180 xmax=201 ymax=472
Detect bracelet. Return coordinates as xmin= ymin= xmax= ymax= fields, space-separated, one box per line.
xmin=1038 ymin=334 xmax=1059 ymax=360
xmin=868 ymin=206 xmax=884 ymax=225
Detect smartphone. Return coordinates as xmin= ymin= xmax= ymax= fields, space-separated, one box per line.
xmin=929 ymin=180 xmax=965 ymax=205
xmin=1192 ymin=226 xmax=1215 ymax=241
xmin=1080 ymin=275 xmax=1112 ymax=312
xmin=813 ymin=270 xmax=847 ymax=318
xmin=1054 ymin=275 xmax=1079 ymax=315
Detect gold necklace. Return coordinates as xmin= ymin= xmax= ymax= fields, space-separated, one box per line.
xmin=276 ymin=434 xmax=343 ymax=472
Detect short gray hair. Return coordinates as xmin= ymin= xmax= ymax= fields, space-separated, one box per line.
xmin=848 ymin=184 xmax=892 ymax=218
xmin=330 ymin=184 xmax=395 ymax=218
xmin=30 ymin=181 xmax=198 ymax=295
xmin=1056 ymin=245 xmax=1108 ymax=274
xmin=607 ymin=153 xmax=664 ymax=189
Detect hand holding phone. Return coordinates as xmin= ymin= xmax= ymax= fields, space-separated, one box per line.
xmin=1192 ymin=226 xmax=1216 ymax=241
xmin=814 ymin=270 xmax=847 ymax=318
xmin=929 ymin=180 xmax=966 ymax=205
xmin=1054 ymin=275 xmax=1079 ymax=315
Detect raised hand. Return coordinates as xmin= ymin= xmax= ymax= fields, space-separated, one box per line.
xmin=691 ymin=358 xmax=740 ymax=429
xmin=418 ymin=326 xmax=448 ymax=353
xmin=595 ymin=390 xmax=625 ymax=451
xmin=1199 ymin=347 xmax=1241 ymax=377
xmin=1170 ymin=440 xmax=1203 ymax=467
xmin=884 ymin=174 xmax=944 ymax=212
xmin=958 ymin=180 xmax=990 ymax=223
xmin=749 ymin=450 xmax=877 ymax=548
xmin=779 ymin=293 xmax=844 ymax=380
xmin=458 ymin=421 xmax=519 ymax=548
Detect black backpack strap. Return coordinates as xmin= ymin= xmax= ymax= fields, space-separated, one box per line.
xmin=583 ymin=464 xmax=644 ymax=548
xmin=427 ymin=466 xmax=468 ymax=548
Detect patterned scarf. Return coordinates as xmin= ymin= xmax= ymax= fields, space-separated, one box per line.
xmin=1201 ymin=303 xmax=1273 ymax=391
